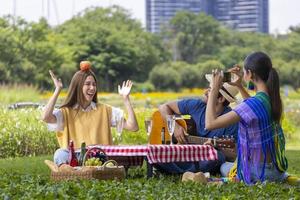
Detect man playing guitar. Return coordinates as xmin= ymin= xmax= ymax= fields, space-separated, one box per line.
xmin=156 ymin=75 xmax=239 ymax=175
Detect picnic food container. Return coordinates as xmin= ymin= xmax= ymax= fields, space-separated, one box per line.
xmin=50 ymin=147 xmax=125 ymax=181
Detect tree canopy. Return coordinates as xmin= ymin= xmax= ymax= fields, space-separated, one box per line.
xmin=1 ymin=8 xmax=300 ymax=91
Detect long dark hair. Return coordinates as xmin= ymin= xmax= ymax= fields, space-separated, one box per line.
xmin=244 ymin=52 xmax=282 ymax=123
xmin=60 ymin=70 xmax=98 ymax=108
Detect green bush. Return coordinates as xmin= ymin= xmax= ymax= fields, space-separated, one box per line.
xmin=0 ymin=107 xmax=149 ymax=158
xmin=0 ymin=107 xmax=58 ymax=158
xmin=0 ymin=103 xmax=299 ymax=158
xmin=131 ymin=81 xmax=155 ymax=93
xmin=112 ymin=109 xmax=152 ymax=145
xmin=149 ymin=63 xmax=182 ymax=91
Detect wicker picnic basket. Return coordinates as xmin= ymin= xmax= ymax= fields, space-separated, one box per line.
xmin=50 ymin=147 xmax=126 ymax=181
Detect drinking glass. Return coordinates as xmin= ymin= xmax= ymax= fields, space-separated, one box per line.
xmin=115 ymin=115 xmax=124 ymax=143
xmin=166 ymin=115 xmax=175 ymax=145
xmin=144 ymin=117 xmax=152 ymax=144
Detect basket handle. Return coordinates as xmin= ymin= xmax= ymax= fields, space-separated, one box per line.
xmin=103 ymin=160 xmax=118 ymax=168
xmin=82 ymin=147 xmax=106 ymax=166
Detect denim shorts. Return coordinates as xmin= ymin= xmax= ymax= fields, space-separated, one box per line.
xmin=53 ymin=148 xmax=80 ymax=166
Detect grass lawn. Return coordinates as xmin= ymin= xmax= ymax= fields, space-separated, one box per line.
xmin=0 ymin=150 xmax=299 ymax=199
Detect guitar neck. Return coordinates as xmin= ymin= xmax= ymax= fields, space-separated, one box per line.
xmin=185 ymin=135 xmax=212 ymax=145
xmin=185 ymin=135 xmax=235 ymax=149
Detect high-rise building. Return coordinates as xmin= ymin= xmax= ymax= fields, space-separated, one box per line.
xmin=146 ymin=0 xmax=269 ymax=33
xmin=214 ymin=0 xmax=269 ymax=33
xmin=146 ymin=0 xmax=210 ymax=33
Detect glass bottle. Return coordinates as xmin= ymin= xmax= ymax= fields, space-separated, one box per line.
xmin=161 ymin=127 xmax=165 ymax=144
xmin=68 ymin=140 xmax=78 ymax=167
xmin=78 ymin=142 xmax=86 ymax=166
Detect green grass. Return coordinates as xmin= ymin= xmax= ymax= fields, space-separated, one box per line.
xmin=0 ymin=150 xmax=299 ymax=199
xmin=0 ymin=155 xmax=52 ymax=176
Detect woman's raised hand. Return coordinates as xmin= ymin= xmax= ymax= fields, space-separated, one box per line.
xmin=118 ymin=80 xmax=133 ymax=99
xmin=49 ymin=70 xmax=63 ymax=90
xmin=228 ymin=65 xmax=243 ymax=88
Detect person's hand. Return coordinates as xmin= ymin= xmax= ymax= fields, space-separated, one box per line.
xmin=211 ymin=69 xmax=223 ymax=91
xmin=49 ymin=70 xmax=63 ymax=90
xmin=118 ymin=80 xmax=133 ymax=99
xmin=228 ymin=64 xmax=243 ymax=88
xmin=174 ymin=125 xmax=187 ymax=144
xmin=203 ymin=138 xmax=214 ymax=147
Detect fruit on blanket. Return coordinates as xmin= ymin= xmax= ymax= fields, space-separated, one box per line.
xmin=85 ymin=157 xmax=102 ymax=166
xmin=80 ymin=61 xmax=91 ymax=71
xmin=105 ymin=162 xmax=115 ymax=167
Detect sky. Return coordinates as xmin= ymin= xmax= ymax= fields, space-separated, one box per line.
xmin=0 ymin=0 xmax=300 ymax=34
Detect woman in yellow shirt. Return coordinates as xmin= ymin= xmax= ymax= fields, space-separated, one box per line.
xmin=42 ymin=61 xmax=139 ymax=167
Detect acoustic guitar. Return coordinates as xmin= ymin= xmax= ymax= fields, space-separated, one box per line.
xmin=148 ymin=111 xmax=235 ymax=150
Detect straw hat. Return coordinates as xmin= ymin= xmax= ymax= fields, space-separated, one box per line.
xmin=205 ymin=74 xmax=239 ymax=103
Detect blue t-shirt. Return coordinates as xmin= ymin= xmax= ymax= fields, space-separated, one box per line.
xmin=178 ymin=98 xmax=238 ymax=139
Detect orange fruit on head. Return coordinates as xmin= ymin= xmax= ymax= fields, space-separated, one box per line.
xmin=80 ymin=61 xmax=91 ymax=71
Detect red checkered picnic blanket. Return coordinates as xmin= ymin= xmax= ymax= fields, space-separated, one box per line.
xmin=91 ymin=145 xmax=148 ymax=156
xmin=147 ymin=144 xmax=218 ymax=164
xmin=91 ymin=145 xmax=218 ymax=165
xmin=90 ymin=145 xmax=148 ymax=167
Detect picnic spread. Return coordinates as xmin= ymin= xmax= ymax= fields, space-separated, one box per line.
xmin=45 ymin=144 xmax=218 ymax=181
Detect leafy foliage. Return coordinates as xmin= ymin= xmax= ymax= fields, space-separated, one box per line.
xmin=57 ymin=6 xmax=166 ymax=91
xmin=0 ymin=107 xmax=58 ymax=158
xmin=163 ymin=12 xmax=223 ymax=64
xmin=0 ymin=151 xmax=299 ymax=199
xmin=1 ymin=7 xmax=300 ymax=90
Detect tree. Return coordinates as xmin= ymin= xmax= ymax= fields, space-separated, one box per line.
xmin=19 ymin=18 xmax=64 ymax=89
xmin=289 ymin=24 xmax=300 ymax=34
xmin=274 ymin=59 xmax=300 ymax=89
xmin=149 ymin=62 xmax=182 ymax=91
xmin=162 ymin=12 xmax=223 ymax=64
xmin=57 ymin=6 xmax=166 ymax=91
xmin=275 ymin=33 xmax=300 ymax=62
xmin=218 ymin=46 xmax=251 ymax=68
xmin=0 ymin=17 xmax=24 ymax=83
xmin=0 ymin=16 xmax=64 ymax=88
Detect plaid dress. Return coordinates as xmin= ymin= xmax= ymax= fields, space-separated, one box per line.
xmin=233 ymin=92 xmax=288 ymax=184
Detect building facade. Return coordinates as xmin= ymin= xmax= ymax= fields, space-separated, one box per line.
xmin=146 ymin=0 xmax=269 ymax=33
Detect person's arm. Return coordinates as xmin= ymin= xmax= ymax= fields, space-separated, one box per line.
xmin=118 ymin=80 xmax=139 ymax=132
xmin=205 ymin=70 xmax=240 ymax=130
xmin=42 ymin=70 xmax=63 ymax=123
xmin=158 ymin=101 xmax=181 ymax=116
xmin=159 ymin=101 xmax=187 ymax=144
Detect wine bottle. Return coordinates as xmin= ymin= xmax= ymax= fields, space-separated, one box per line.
xmin=68 ymin=140 xmax=78 ymax=167
xmin=78 ymin=142 xmax=86 ymax=166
